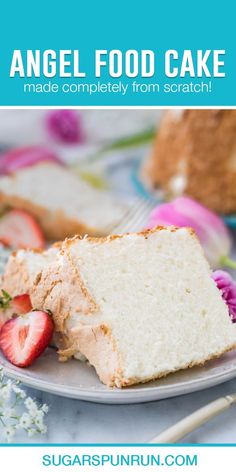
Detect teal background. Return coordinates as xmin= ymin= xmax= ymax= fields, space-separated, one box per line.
xmin=0 ymin=0 xmax=235 ymax=106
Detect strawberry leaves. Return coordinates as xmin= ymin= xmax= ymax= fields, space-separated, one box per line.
xmin=0 ymin=290 xmax=12 ymax=310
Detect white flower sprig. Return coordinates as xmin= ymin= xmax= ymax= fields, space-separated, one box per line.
xmin=0 ymin=368 xmax=48 ymax=442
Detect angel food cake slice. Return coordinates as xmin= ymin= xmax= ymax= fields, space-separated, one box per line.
xmin=0 ymin=162 xmax=127 ymax=240
xmin=2 ymin=227 xmax=236 ymax=387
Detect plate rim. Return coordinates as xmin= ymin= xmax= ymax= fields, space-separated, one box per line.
xmin=1 ymin=350 xmax=236 ymax=404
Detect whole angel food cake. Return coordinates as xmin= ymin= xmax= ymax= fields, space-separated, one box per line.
xmin=0 ymin=162 xmax=127 ymax=240
xmin=2 ymin=226 xmax=236 ymax=387
xmin=143 ymin=109 xmax=236 ymax=214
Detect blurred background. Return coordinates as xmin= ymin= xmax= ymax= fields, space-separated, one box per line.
xmin=0 ymin=108 xmax=235 ymax=261
xmin=0 ymin=109 xmax=161 ymax=197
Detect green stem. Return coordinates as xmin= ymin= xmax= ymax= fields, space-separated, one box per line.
xmin=219 ymin=255 xmax=236 ymax=270
xmin=81 ymin=127 xmax=156 ymax=163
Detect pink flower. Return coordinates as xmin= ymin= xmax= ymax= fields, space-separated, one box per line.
xmin=212 ymin=270 xmax=236 ymax=322
xmin=0 ymin=146 xmax=63 ymax=175
xmin=45 ymin=110 xmax=84 ymax=144
xmin=147 ymin=197 xmax=233 ymax=269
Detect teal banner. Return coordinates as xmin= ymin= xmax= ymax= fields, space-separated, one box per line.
xmin=0 ymin=0 xmax=235 ymax=106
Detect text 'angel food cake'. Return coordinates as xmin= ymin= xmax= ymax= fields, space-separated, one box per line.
xmin=2 ymin=227 xmax=236 ymax=387
xmin=143 ymin=109 xmax=236 ymax=214
xmin=0 ymin=162 xmax=127 ymax=240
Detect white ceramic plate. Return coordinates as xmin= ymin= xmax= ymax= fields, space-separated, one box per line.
xmin=1 ymin=348 xmax=236 ymax=404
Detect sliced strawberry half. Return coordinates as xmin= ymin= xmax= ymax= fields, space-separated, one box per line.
xmin=0 ymin=291 xmax=32 ymax=331
xmin=0 ymin=311 xmax=54 ymax=367
xmin=0 ymin=209 xmax=45 ymax=249
xmin=11 ymin=294 xmax=32 ymax=314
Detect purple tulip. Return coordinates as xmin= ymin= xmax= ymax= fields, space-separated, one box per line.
xmin=212 ymin=270 xmax=236 ymax=322
xmin=147 ymin=197 xmax=234 ymax=269
xmin=46 ymin=110 xmax=84 ymax=144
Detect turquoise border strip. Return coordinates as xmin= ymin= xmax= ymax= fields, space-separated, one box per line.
xmin=0 ymin=0 xmax=235 ymax=105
